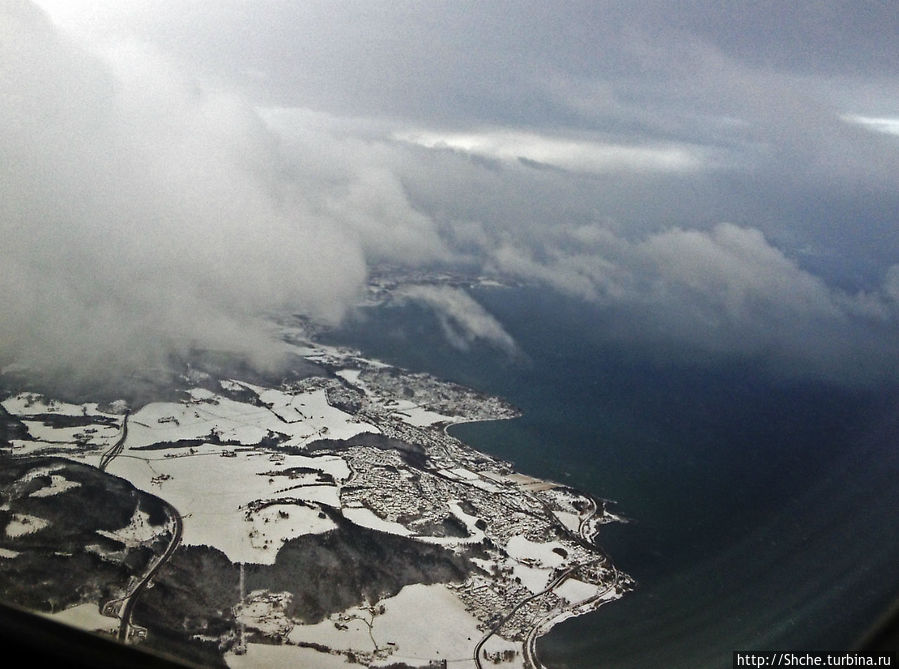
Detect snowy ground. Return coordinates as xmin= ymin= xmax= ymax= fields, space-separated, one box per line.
xmin=44 ymin=603 xmax=119 ymax=636
xmin=1 ymin=338 xmax=628 ymax=668
xmin=234 ymin=583 xmax=488 ymax=669
xmin=108 ymin=443 xmax=348 ymax=564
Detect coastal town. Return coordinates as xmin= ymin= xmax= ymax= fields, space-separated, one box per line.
xmin=0 ymin=335 xmax=631 ymax=668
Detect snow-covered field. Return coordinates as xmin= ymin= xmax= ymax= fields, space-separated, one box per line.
xmin=44 ymin=603 xmax=120 ymax=636
xmin=125 ymin=385 xmax=376 ymax=452
xmin=4 ymin=513 xmax=49 ymax=538
xmin=0 ymin=338 xmax=628 ymax=668
xmin=108 ymin=443 xmax=348 ymax=564
xmin=1 ymin=393 xmax=121 ymax=419
xmin=246 ymin=583 xmax=487 ymax=669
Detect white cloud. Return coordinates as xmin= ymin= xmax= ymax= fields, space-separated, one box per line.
xmin=884 ymin=265 xmax=899 ymax=302
xmin=637 ymin=223 xmax=841 ymax=321
xmin=8 ymin=1 xmax=899 ymax=388
xmin=394 ymin=285 xmax=518 ymax=355
xmin=841 ymin=114 xmax=899 ymax=137
xmin=394 ymin=129 xmax=712 ymax=174
xmin=1 ymin=5 xmax=368 ymax=380
xmin=486 ymin=221 xmax=899 ymax=381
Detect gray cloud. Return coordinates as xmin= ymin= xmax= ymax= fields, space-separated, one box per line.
xmin=393 ymin=285 xmax=519 ymax=356
xmin=487 ymin=221 xmax=899 ymax=383
xmin=8 ymin=0 xmax=899 ymax=387
xmin=1 ymin=4 xmax=368 ymax=381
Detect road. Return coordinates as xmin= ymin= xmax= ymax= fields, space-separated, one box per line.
xmin=577 ymin=495 xmax=597 ymax=539
xmin=117 ymin=507 xmax=183 ymax=642
xmin=521 ymin=567 xmax=622 ymax=669
xmin=99 ymin=412 xmax=129 ymax=471
xmin=473 ymin=563 xmax=592 ymax=669
xmin=96 ymin=412 xmax=185 ymax=643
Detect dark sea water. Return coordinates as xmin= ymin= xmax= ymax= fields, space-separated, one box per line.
xmin=323 ymin=285 xmax=899 ymax=668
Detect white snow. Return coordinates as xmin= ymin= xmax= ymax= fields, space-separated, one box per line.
xmin=368 ymin=584 xmax=482 ymax=667
xmin=287 ymin=612 xmax=372 ymax=652
xmin=107 ymin=445 xmax=349 ymax=564
xmin=335 ymin=369 xmax=363 ymax=387
xmin=504 ymin=536 xmax=568 ymax=569
xmin=127 ymin=396 xmax=276 ymax=449
xmin=479 ymin=635 xmax=524 ymax=668
xmin=341 ymin=498 xmax=487 ymax=547
xmin=288 ymin=583 xmax=483 ymax=668
xmin=20 ymin=420 xmax=120 ymax=448
xmin=510 ymin=562 xmax=552 ymax=594
xmin=554 ymin=578 xmax=603 ymax=605
xmin=234 ymin=590 xmax=294 ymax=638
xmin=2 ymin=347 xmax=620 ymax=666
xmin=44 ymin=603 xmax=119 ymax=635
xmin=552 ymin=510 xmax=581 ymax=534
xmin=342 ymin=506 xmax=413 ymax=537
xmin=1 ymin=393 xmax=115 ymax=419
xmin=248 ymin=504 xmax=337 ymax=548
xmin=449 ymin=467 xmax=479 ymax=481
xmin=258 ymin=388 xmax=372 ymax=441
xmin=95 ymin=509 xmax=162 ymax=548
xmin=226 ymin=643 xmax=353 ymax=669
xmin=126 ymin=387 xmax=375 ymax=450
xmin=16 ymin=464 xmax=65 ymax=483
xmin=219 ymin=379 xmax=245 ymax=392
xmin=391 ymin=404 xmax=453 ymax=427
xmin=2 ymin=440 xmax=78 ymax=457
xmin=5 ymin=513 xmax=49 ymax=538
xmin=439 ymin=469 xmax=503 ymax=493
xmin=29 ymin=474 xmax=82 ymax=498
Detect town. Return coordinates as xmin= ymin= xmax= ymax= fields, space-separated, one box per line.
xmin=0 ymin=337 xmax=631 ymax=668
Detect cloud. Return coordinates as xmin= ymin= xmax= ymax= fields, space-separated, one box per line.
xmin=7 ymin=1 xmax=899 ymax=389
xmin=1 ymin=4 xmax=372 ymax=382
xmin=393 ymin=285 xmax=519 ymax=356
xmin=842 ymin=115 xmax=899 ymax=138
xmin=637 ymin=224 xmax=840 ymax=321
xmin=885 ymin=266 xmax=899 ymax=303
xmin=394 ymin=129 xmax=712 ymax=174
xmin=486 ymin=221 xmax=899 ymax=382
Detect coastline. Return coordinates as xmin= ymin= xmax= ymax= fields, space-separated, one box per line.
xmin=1 ymin=340 xmax=632 ymax=668
xmin=442 ymin=415 xmax=631 ymax=668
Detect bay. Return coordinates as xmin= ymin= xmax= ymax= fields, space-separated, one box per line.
xmin=323 ymin=284 xmax=899 ymax=668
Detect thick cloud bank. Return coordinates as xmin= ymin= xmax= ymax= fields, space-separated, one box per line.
xmin=1 ymin=3 xmax=370 ymax=380
xmin=5 ymin=1 xmax=899 ymax=387
xmin=490 ymin=222 xmax=899 ymax=382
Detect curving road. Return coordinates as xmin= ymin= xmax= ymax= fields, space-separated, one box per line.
xmin=96 ymin=414 xmax=185 ymax=644
xmin=99 ymin=412 xmax=129 ymax=472
xmin=472 ymin=489 xmax=615 ymax=669
xmin=521 ymin=567 xmax=622 ymax=669
xmin=117 ymin=508 xmax=183 ymax=642
xmin=473 ymin=563 xmax=591 ymax=669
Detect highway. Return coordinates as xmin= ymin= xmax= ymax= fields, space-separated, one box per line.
xmin=117 ymin=508 xmax=183 ymax=643
xmin=473 ymin=563 xmax=588 ymax=669
xmin=99 ymin=412 xmax=129 ymax=471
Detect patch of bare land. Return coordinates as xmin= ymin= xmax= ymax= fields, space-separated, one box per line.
xmin=0 ymin=337 xmax=631 ymax=668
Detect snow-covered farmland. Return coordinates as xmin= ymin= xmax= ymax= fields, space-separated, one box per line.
xmin=108 ymin=444 xmax=349 ymax=564
xmin=125 ymin=386 xmax=376 ymax=452
xmin=286 ymin=583 xmax=484 ymax=668
xmin=0 ymin=338 xmax=627 ymax=669
xmin=5 ymin=513 xmax=50 ymax=538
xmin=1 ymin=393 xmax=121 ymax=419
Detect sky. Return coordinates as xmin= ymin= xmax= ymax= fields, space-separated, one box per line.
xmin=3 ymin=0 xmax=899 ymax=386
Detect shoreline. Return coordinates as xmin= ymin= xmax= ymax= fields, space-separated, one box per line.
xmin=1 ymin=342 xmax=632 ymax=669
xmin=441 ymin=412 xmax=631 ymax=669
